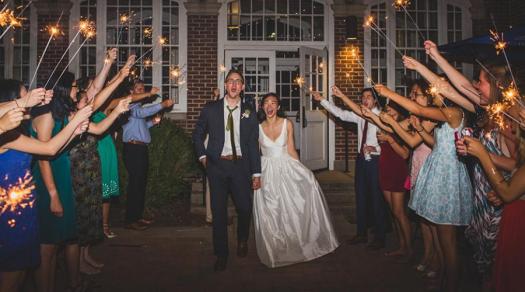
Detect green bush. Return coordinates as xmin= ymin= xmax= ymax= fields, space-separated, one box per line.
xmin=117 ymin=119 xmax=200 ymax=212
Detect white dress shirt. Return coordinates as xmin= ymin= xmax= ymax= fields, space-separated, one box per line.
xmin=221 ymin=97 xmax=242 ymax=156
xmin=320 ymin=99 xmax=381 ymax=155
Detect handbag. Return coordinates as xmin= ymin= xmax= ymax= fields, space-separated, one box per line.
xmin=403 ymin=175 xmax=411 ymax=191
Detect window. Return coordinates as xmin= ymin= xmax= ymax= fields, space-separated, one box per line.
xmin=276 ymin=51 xmax=300 ymax=112
xmin=366 ymin=0 xmax=470 ymax=96
xmin=1 ymin=0 xmax=34 ymax=86
xmin=227 ymin=0 xmax=324 ymax=41
xmin=79 ymin=0 xmax=97 ymax=78
xmin=74 ymin=0 xmax=186 ymax=111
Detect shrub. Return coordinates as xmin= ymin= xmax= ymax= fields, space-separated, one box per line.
xmin=117 ymin=119 xmax=200 ymax=212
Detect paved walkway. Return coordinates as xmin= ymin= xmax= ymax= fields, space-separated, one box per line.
xmin=42 ymin=171 xmax=477 ymax=291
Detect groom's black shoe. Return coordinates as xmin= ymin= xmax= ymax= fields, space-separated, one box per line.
xmin=237 ymin=241 xmax=248 ymax=258
xmin=214 ymin=256 xmax=227 ymax=272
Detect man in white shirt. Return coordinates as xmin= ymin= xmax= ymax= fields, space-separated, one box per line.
xmin=314 ymin=86 xmax=386 ymax=249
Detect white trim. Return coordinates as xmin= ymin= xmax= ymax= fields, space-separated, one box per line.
xmin=217 ymin=0 xmax=335 ymax=169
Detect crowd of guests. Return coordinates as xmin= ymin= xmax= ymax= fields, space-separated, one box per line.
xmin=313 ymin=40 xmax=525 ymax=292
xmin=0 ymin=49 xmax=173 ymax=292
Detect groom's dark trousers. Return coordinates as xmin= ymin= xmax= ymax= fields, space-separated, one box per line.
xmin=207 ymin=158 xmax=252 ymax=257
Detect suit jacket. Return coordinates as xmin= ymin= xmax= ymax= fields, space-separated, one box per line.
xmin=193 ymin=99 xmax=261 ymax=176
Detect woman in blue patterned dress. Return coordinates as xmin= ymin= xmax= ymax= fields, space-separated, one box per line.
xmin=421 ymin=40 xmax=518 ymax=287
xmin=375 ymin=81 xmax=473 ymax=292
xmin=0 ymin=79 xmax=91 ymax=292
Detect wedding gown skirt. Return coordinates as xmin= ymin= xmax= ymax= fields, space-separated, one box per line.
xmin=254 ymin=120 xmax=339 ymax=268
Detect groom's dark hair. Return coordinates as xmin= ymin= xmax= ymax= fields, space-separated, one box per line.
xmin=225 ymin=69 xmax=245 ymax=84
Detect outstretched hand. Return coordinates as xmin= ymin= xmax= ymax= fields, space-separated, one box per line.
xmin=402 ymin=56 xmax=421 ymax=71
xmin=331 ymin=85 xmax=345 ymax=98
xmin=424 ymin=40 xmax=439 ymax=60
xmin=487 ymin=191 xmax=504 ymax=207
xmin=0 ymin=107 xmax=25 ymax=133
xmin=252 ymin=177 xmax=261 ymax=190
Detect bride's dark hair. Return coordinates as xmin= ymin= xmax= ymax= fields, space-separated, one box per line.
xmin=258 ymin=92 xmax=286 ymax=123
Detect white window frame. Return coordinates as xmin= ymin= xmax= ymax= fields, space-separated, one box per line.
xmin=218 ymin=0 xmax=336 ymax=169
xmin=363 ymin=0 xmax=473 ymax=91
xmin=2 ymin=1 xmax=37 ymax=87
xmin=69 ymin=0 xmax=188 ymax=112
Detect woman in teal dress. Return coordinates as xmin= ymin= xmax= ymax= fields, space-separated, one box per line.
xmin=92 ymin=111 xmax=120 ymax=238
xmin=0 ymin=79 xmax=90 ymax=292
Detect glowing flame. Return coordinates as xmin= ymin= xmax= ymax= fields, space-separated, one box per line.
xmin=0 ymin=171 xmax=35 ymax=218
xmin=79 ymin=19 xmax=96 ymax=39
xmin=143 ymin=27 xmax=152 ymax=38
xmin=489 ymin=30 xmax=507 ymax=55
xmin=393 ymin=0 xmax=411 ymax=10
xmin=364 ymin=15 xmax=374 ymax=27
xmin=487 ymin=102 xmax=508 ymax=129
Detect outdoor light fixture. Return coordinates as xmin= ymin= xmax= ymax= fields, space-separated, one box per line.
xmin=345 ymin=16 xmax=357 ymax=40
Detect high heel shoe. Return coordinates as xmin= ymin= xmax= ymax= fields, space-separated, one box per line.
xmin=103 ymin=224 xmax=117 ymax=239
xmin=415 ymin=264 xmax=427 ymax=272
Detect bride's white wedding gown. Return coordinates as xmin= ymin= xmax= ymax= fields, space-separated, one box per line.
xmin=253 ymin=119 xmax=340 ymax=268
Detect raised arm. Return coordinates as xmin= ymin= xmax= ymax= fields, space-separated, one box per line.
xmin=412 ymin=117 xmax=435 ymax=147
xmin=286 ymin=119 xmax=300 ymax=160
xmin=403 ymin=56 xmax=475 ymax=113
xmin=331 ymin=85 xmax=364 ymax=116
xmin=105 ymin=87 xmax=159 ymax=113
xmin=465 ymin=136 xmax=525 ymax=203
xmin=424 ymin=40 xmax=480 ymax=104
xmin=381 ymin=113 xmax=423 ymax=148
xmin=374 ymin=84 xmax=461 ymax=125
xmin=88 ymin=97 xmax=131 ymax=135
xmin=360 ymin=106 xmax=394 ymax=133
xmin=313 ymin=91 xmax=359 ymax=123
xmin=86 ymin=48 xmax=118 ymax=101
xmin=0 ymin=107 xmax=24 ymax=135
xmin=3 ymin=106 xmax=92 ymax=156
xmin=90 ymin=65 xmax=130 ymax=111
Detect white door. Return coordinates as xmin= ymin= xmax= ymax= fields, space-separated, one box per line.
xmin=224 ymin=50 xmax=276 ymax=109
xmin=299 ymin=46 xmax=329 ymax=170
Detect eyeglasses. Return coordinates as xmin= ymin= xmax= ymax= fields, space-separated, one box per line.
xmin=226 ymin=79 xmax=243 ymax=85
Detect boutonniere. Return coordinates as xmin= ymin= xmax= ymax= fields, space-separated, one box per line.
xmin=241 ymin=109 xmax=251 ymax=119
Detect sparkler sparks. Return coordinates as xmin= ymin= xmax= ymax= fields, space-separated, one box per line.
xmin=0 ymin=171 xmax=35 ymax=219
xmin=364 ymin=15 xmax=405 ymax=57
xmin=392 ymin=0 xmax=411 ymax=10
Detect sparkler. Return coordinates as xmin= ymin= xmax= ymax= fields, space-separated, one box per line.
xmin=51 ymin=22 xmax=96 ymax=90
xmin=0 ymin=171 xmax=35 ymax=221
xmin=489 ymin=30 xmax=520 ymax=100
xmin=364 ymin=15 xmax=404 ymax=57
xmin=350 ymin=47 xmax=374 ymax=86
xmin=427 ymin=82 xmax=448 ymax=109
xmin=116 ymin=11 xmax=134 ymax=47
xmin=0 ymin=1 xmax=32 ymax=40
xmin=43 ymin=19 xmax=94 ymax=89
xmin=133 ymin=36 xmax=167 ymax=66
xmin=27 ymin=13 xmax=63 ymax=94
xmin=392 ymin=0 xmax=426 ymax=43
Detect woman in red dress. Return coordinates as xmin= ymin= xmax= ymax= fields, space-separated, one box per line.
xmin=362 ymin=102 xmax=411 ymax=259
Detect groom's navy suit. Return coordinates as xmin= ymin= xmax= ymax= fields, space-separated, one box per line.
xmin=193 ymin=98 xmax=261 ymax=257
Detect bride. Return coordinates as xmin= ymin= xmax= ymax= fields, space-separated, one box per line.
xmin=253 ymin=93 xmax=339 ymax=268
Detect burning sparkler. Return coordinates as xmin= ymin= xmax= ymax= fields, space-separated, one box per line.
xmin=0 ymin=171 xmax=35 ymax=218
xmin=350 ymin=47 xmax=374 ymax=86
xmin=392 ymin=0 xmax=425 ymax=43
xmin=364 ymin=15 xmax=404 ymax=57
xmin=27 ymin=14 xmax=63 ymax=94
xmin=51 ymin=21 xmax=96 ymax=90
xmin=0 ymin=1 xmax=32 ymax=40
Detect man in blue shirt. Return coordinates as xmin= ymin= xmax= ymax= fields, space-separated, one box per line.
xmin=122 ymin=79 xmax=174 ymax=230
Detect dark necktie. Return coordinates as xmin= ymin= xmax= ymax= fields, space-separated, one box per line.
xmin=360 ymin=120 xmax=369 ymax=155
xmin=226 ymin=106 xmax=238 ymax=159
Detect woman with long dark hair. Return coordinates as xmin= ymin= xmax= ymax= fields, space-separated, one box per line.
xmin=253 ymin=93 xmax=339 ymax=268
xmin=0 ymin=79 xmax=91 ymax=292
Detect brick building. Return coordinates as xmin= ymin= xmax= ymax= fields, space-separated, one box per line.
xmin=1 ymin=0 xmax=522 ymax=170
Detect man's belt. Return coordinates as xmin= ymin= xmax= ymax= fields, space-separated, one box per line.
xmin=127 ymin=140 xmax=147 ymax=145
xmin=220 ymin=155 xmax=242 ymax=160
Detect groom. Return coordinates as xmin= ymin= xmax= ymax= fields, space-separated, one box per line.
xmin=193 ymin=69 xmax=261 ymax=271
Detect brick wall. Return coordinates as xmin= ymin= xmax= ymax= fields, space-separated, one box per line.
xmin=333 ymin=17 xmax=365 ymax=164
xmin=184 ymin=14 xmax=218 ymax=131
xmin=36 ymin=12 xmax=70 ymax=87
